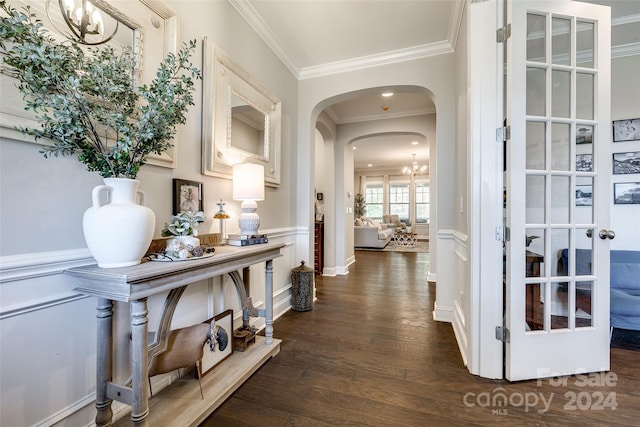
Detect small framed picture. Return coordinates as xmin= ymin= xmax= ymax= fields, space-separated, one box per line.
xmin=613 ymin=151 xmax=640 ymax=175
xmin=613 ymin=119 xmax=640 ymax=142
xmin=200 ymin=309 xmax=233 ymax=377
xmin=576 ymin=154 xmax=593 ymax=172
xmin=614 ymin=182 xmax=640 ymax=205
xmin=173 ymin=179 xmax=203 ymax=215
xmin=576 ymin=126 xmax=593 ymax=144
xmin=576 ymin=185 xmax=592 ymax=206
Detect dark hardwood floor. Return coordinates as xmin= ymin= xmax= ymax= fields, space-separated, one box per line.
xmin=202 ymin=250 xmax=640 ymax=426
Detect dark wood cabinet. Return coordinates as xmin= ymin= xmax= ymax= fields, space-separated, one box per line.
xmin=314 ymin=221 xmax=324 ymax=274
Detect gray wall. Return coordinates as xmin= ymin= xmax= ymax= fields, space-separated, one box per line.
xmin=0 ymin=1 xmax=299 ymax=425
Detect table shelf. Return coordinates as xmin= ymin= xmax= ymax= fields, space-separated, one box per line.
xmin=112 ymin=336 xmax=280 ymax=426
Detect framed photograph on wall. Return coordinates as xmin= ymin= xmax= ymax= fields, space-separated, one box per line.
xmin=613 ymin=119 xmax=640 ymax=142
xmin=576 ymin=185 xmax=593 ymax=206
xmin=576 ymin=154 xmax=593 ymax=172
xmin=613 ymin=151 xmax=640 ymax=175
xmin=614 ymin=182 xmax=640 ymax=205
xmin=200 ymin=310 xmax=233 ymax=377
xmin=576 ymin=126 xmax=593 ymax=144
xmin=173 ymin=179 xmax=203 ymax=215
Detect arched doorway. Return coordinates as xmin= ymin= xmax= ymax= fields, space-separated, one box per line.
xmin=310 ymin=86 xmax=437 ymax=278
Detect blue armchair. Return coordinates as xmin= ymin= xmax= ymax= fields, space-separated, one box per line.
xmin=559 ymin=249 xmax=640 ymax=330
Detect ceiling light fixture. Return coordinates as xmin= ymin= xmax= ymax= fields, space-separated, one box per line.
xmin=402 ymin=154 xmax=428 ymax=176
xmin=46 ymin=0 xmax=119 ymax=45
xmin=382 ymin=92 xmax=394 ymax=97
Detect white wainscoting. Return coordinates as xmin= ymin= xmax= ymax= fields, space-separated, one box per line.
xmin=0 ymin=228 xmax=302 ymax=426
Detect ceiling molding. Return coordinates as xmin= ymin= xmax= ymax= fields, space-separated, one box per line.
xmin=231 ymin=0 xmax=638 ymax=80
xmin=228 ymin=0 xmax=301 ymax=78
xmin=448 ymin=0 xmax=467 ymax=51
xmin=298 ymin=41 xmax=455 ymax=80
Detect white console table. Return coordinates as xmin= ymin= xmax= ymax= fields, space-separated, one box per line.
xmin=65 ymin=242 xmax=285 ymax=426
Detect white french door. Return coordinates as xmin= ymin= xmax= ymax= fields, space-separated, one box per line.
xmin=505 ymin=0 xmax=611 ymax=381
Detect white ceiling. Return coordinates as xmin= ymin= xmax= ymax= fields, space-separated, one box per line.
xmin=231 ymin=0 xmax=640 ymax=172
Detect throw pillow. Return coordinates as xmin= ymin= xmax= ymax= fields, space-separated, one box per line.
xmin=355 ymin=218 xmax=363 ymax=226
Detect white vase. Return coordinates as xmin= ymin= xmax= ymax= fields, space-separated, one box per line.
xmin=83 ymin=178 xmax=155 ymax=268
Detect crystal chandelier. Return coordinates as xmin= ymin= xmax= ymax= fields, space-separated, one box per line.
xmin=402 ymin=154 xmax=428 ymax=176
xmin=46 ymin=0 xmax=119 ymax=45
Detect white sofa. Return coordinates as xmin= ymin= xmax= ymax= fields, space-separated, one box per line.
xmin=354 ymin=217 xmax=394 ymax=248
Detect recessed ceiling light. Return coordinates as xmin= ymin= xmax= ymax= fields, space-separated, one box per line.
xmin=368 ymin=163 xmax=373 ymax=167
xmin=411 ymin=141 xmax=419 ymax=145
xmin=353 ymin=146 xmax=357 ymax=150
xmin=382 ymin=92 xmax=394 ymax=97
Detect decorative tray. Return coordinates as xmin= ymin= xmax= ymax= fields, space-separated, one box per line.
xmin=146 ymin=251 xmax=215 ymax=262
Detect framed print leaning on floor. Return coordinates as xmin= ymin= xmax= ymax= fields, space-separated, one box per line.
xmin=200 ymin=310 xmax=233 ymax=377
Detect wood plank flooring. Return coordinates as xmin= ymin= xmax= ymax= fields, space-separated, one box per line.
xmin=201 ymin=250 xmax=640 ymax=426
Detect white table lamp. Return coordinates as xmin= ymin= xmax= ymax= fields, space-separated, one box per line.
xmin=232 ymin=163 xmax=265 ymax=236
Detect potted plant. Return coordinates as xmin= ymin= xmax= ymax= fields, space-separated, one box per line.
xmin=0 ymin=3 xmax=200 ymax=267
xmin=354 ymin=193 xmax=366 ymax=218
xmin=161 ymin=211 xmax=206 ymax=259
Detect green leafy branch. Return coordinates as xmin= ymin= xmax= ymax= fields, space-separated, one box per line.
xmin=0 ymin=1 xmax=201 ymax=178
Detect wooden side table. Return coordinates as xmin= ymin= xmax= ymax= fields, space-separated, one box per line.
xmin=65 ymin=243 xmax=284 ymax=426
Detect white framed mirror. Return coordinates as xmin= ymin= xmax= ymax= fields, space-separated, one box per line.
xmin=202 ymin=38 xmax=281 ymax=186
xmin=0 ymin=0 xmax=179 ymax=169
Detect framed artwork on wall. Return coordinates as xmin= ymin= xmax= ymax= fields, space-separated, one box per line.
xmin=576 ymin=154 xmax=593 ymax=172
xmin=614 ymin=182 xmax=640 ymax=205
xmin=200 ymin=310 xmax=233 ymax=377
xmin=612 ymin=151 xmax=640 ymax=175
xmin=576 ymin=184 xmax=593 ymax=206
xmin=613 ymin=119 xmax=640 ymax=142
xmin=173 ymin=179 xmax=203 ymax=215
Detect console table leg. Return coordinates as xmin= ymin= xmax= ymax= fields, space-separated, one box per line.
xmin=265 ymin=259 xmax=274 ymax=344
xmin=130 ymin=298 xmax=149 ymax=426
xmin=95 ymin=298 xmax=113 ymax=427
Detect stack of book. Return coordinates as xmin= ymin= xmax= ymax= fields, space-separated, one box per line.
xmin=227 ymin=234 xmax=268 ymax=246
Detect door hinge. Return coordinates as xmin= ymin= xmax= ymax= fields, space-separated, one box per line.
xmin=496 ymin=326 xmax=510 ymax=343
xmin=496 ymin=126 xmax=511 ymax=142
xmin=496 ymin=226 xmax=509 ymax=242
xmin=497 ymin=24 xmax=511 ymax=43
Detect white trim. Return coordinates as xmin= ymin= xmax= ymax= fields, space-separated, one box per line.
xmin=229 ymin=0 xmax=455 ymax=80
xmin=452 ymin=299 xmax=468 ymax=367
xmin=612 ymin=42 xmax=640 ymax=59
xmin=228 ymin=0 xmax=299 ymax=77
xmin=298 ymin=42 xmax=455 ymax=80
xmin=0 ymin=248 xmax=95 ymax=283
xmin=33 ymin=393 xmax=96 ymax=427
xmin=432 ymin=301 xmax=454 ymax=322
xmin=0 ymin=292 xmax=89 ymax=319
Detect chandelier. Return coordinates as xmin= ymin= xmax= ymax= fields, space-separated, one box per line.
xmin=402 ymin=154 xmax=428 ymax=176
xmin=46 ymin=0 xmax=119 ymax=45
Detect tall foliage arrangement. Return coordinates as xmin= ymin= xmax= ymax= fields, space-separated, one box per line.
xmin=0 ymin=1 xmax=200 ymax=178
xmin=354 ymin=193 xmax=366 ymax=218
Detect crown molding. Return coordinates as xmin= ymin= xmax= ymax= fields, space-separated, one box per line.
xmin=231 ymin=0 xmax=638 ymax=80
xmin=228 ymin=0 xmax=301 ymax=78
xmin=299 ymin=41 xmax=455 ymax=80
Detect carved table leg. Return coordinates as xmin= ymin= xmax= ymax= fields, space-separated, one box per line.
xmin=96 ymin=298 xmax=113 ymax=427
xmin=265 ymin=259 xmax=274 ymax=344
xmin=130 ymin=298 xmax=149 ymax=426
